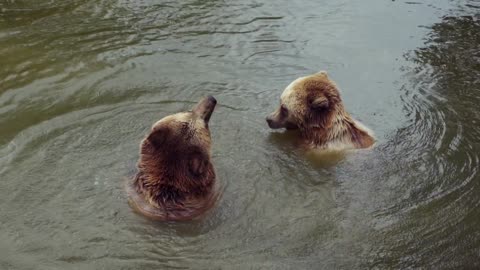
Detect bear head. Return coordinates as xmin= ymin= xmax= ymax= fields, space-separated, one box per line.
xmin=266 ymin=71 xmax=344 ymax=131
xmin=136 ymin=96 xmax=217 ymax=204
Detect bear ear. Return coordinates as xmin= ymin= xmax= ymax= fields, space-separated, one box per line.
xmin=310 ymin=96 xmax=329 ymax=110
xmin=146 ymin=127 xmax=170 ymax=148
xmin=316 ymin=70 xmax=328 ymax=78
xmin=188 ymin=152 xmax=209 ymax=177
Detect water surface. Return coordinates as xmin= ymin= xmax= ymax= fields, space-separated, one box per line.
xmin=1 ymin=0 xmax=479 ymax=269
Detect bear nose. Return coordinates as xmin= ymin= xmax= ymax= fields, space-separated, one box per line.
xmin=206 ymin=95 xmax=217 ymax=105
xmin=266 ymin=117 xmax=273 ymax=127
xmin=193 ymin=96 xmax=217 ymax=123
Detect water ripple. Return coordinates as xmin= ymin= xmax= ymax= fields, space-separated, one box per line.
xmin=1 ymin=0 xmax=479 ymax=269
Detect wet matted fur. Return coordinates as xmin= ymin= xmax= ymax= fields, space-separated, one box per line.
xmin=127 ymin=96 xmax=220 ymax=221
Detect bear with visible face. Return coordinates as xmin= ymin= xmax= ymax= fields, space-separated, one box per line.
xmin=127 ymin=96 xmax=219 ymax=221
xmin=266 ymin=71 xmax=374 ymax=151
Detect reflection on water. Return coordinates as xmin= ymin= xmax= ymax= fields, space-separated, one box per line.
xmin=267 ymin=130 xmax=347 ymax=170
xmin=0 ymin=0 xmax=479 ymax=269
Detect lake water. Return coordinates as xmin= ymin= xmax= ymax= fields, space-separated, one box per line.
xmin=1 ymin=0 xmax=479 ymax=269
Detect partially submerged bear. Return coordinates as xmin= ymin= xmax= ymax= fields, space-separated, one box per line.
xmin=127 ymin=96 xmax=219 ymax=221
xmin=266 ymin=71 xmax=374 ymax=151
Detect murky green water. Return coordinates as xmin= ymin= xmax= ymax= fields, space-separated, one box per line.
xmin=1 ymin=0 xmax=479 ymax=269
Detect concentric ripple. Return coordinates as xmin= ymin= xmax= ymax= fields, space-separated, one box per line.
xmin=363 ymin=13 xmax=480 ymax=268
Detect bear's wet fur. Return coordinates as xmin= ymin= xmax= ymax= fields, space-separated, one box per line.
xmin=127 ymin=96 xmax=219 ymax=221
xmin=266 ymin=71 xmax=375 ymax=151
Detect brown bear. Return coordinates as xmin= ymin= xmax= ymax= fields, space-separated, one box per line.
xmin=126 ymin=96 xmax=219 ymax=221
xmin=266 ymin=71 xmax=375 ymax=151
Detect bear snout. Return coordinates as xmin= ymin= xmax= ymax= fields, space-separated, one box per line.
xmin=266 ymin=116 xmax=274 ymax=127
xmin=206 ymin=95 xmax=217 ymax=105
xmin=193 ymin=96 xmax=217 ymax=123
xmin=266 ymin=115 xmax=281 ymax=129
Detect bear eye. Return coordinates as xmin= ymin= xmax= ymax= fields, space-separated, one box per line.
xmin=280 ymin=105 xmax=288 ymax=115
